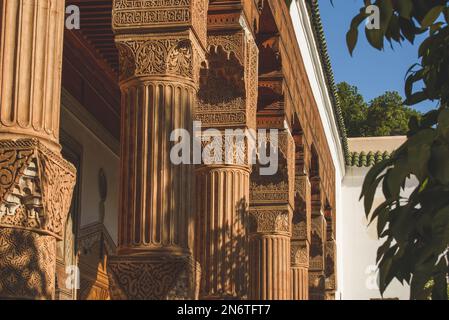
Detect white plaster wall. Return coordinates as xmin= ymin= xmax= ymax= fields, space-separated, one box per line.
xmin=341 ymin=166 xmax=415 ymax=300
xmin=61 ymin=91 xmax=120 ymax=245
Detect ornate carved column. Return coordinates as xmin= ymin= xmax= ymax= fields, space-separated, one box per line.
xmin=0 ymin=0 xmax=76 ymax=299
xmin=107 ymin=0 xmax=208 ymax=300
xmin=291 ymin=134 xmax=311 ymax=300
xmin=193 ymin=4 xmax=259 ymax=299
xmin=246 ymin=27 xmax=295 ymax=300
xmin=308 ymin=176 xmax=327 ymax=300
xmin=324 ymin=207 xmax=337 ymax=300
xmin=249 ymin=129 xmax=295 ymax=300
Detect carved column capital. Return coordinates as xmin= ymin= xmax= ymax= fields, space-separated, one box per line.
xmin=249 ymin=209 xmax=291 ymax=236
xmin=291 ymin=240 xmax=309 ymax=268
xmin=116 ymin=36 xmax=205 ymax=86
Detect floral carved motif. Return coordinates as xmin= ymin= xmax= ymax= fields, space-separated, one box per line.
xmin=291 ymin=241 xmax=309 ymax=267
xmin=116 ymin=39 xmax=196 ymax=81
xmin=248 ymin=210 xmax=290 ymax=234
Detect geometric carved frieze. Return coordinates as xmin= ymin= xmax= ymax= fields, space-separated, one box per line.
xmin=112 ymin=0 xmax=208 ymax=47
xmin=0 ymin=139 xmax=77 ymax=240
xmin=248 ymin=209 xmax=291 ymax=235
xmin=0 ymin=228 xmax=56 ymax=300
xmin=107 ymin=254 xmax=200 ymax=300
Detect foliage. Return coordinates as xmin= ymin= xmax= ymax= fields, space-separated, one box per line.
xmin=337 ymin=83 xmax=420 ymax=137
xmin=346 ymin=0 xmax=449 ymax=300
xmin=337 ymin=82 xmax=369 ymax=136
xmin=367 ymin=91 xmax=421 ymax=136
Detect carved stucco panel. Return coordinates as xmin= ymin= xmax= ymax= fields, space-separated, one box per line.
xmin=0 ymin=139 xmax=76 ymax=240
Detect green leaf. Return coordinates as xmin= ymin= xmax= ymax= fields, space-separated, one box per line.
xmin=370 ymin=199 xmax=391 ymax=225
xmin=386 ymin=159 xmax=410 ymax=197
xmin=404 ymin=91 xmax=428 ymax=106
xmin=399 ymin=17 xmax=417 ymax=43
xmin=418 ymin=37 xmax=433 ymax=57
xmin=431 ymin=260 xmax=449 ymax=300
xmin=360 ymin=159 xmax=390 ymax=200
xmin=397 ymin=0 xmax=413 ymax=19
xmin=378 ymin=245 xmax=397 ymax=295
xmin=430 ymin=144 xmax=449 ymax=184
xmin=437 ymin=108 xmax=449 ymax=141
xmin=377 ymin=203 xmax=390 ymax=237
xmin=411 ymin=272 xmax=432 ymax=300
xmin=378 ymin=0 xmax=394 ymax=31
xmin=376 ymin=237 xmax=392 ymax=262
xmin=365 ymin=28 xmax=384 ymax=50
xmin=346 ymin=28 xmax=358 ymax=56
xmin=407 ymin=128 xmax=435 ymax=180
xmin=421 ymin=6 xmax=444 ymax=29
xmin=364 ymin=176 xmax=383 ymax=216
xmin=420 ymin=109 xmax=439 ymax=129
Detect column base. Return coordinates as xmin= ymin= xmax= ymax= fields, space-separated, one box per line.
xmin=0 ymin=228 xmax=56 ymax=300
xmin=108 ymin=253 xmax=200 ymax=300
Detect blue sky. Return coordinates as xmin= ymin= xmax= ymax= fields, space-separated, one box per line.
xmin=318 ymin=0 xmax=436 ymax=112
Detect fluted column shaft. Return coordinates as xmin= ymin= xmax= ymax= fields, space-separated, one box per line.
xmin=0 ymin=0 xmax=65 ymax=151
xmin=249 ymin=231 xmax=291 ymax=300
xmin=195 ymin=166 xmax=250 ymax=298
xmin=118 ymin=80 xmax=196 ymax=252
xmin=107 ymin=0 xmax=208 ymax=300
xmin=0 ymin=0 xmax=76 ymax=300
